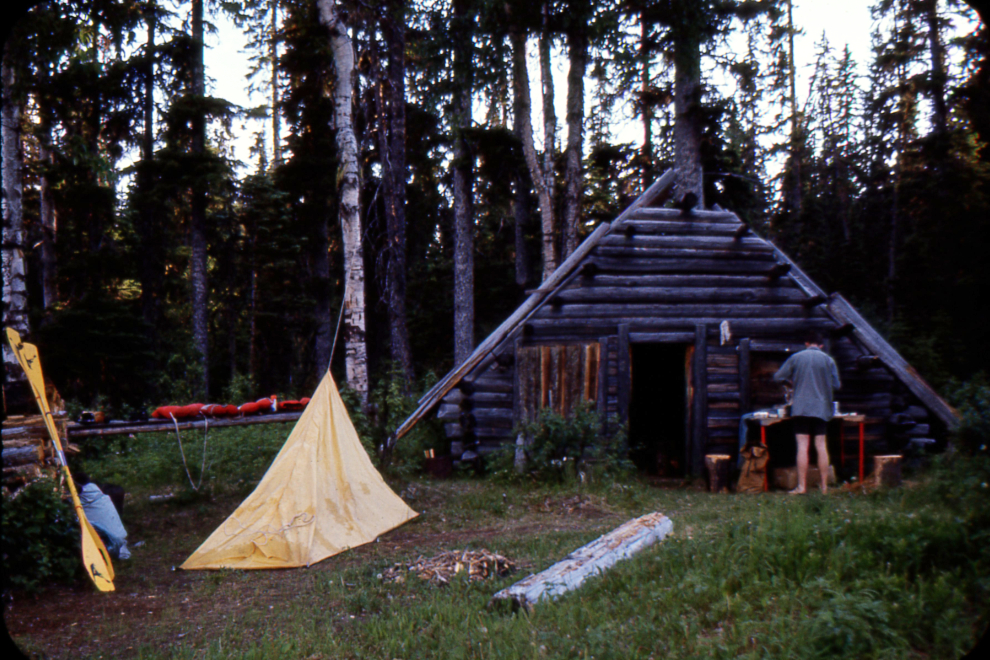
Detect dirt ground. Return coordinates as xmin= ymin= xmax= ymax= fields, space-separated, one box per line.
xmin=3 ymin=481 xmax=650 ymax=659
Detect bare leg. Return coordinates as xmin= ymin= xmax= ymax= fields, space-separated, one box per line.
xmin=814 ymin=434 xmax=830 ymax=493
xmin=791 ymin=434 xmax=810 ymax=494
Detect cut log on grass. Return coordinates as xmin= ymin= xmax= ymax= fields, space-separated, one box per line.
xmin=489 ymin=511 xmax=673 ymax=611
xmin=705 ymin=454 xmax=732 ymax=493
xmin=873 ymin=455 xmax=902 ymax=488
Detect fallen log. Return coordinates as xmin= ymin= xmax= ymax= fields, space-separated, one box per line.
xmin=66 ymin=411 xmax=304 ymax=439
xmin=489 ymin=512 xmax=673 ymax=611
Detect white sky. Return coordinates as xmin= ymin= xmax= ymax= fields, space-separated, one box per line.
xmin=201 ymin=1 xmax=970 ymax=177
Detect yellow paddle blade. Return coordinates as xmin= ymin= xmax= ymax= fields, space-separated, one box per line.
xmin=80 ymin=518 xmax=116 ymax=592
xmin=5 ymin=327 xmax=116 ymax=591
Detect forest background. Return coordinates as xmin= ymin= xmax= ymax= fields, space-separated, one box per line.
xmin=2 ymin=0 xmax=988 ymax=421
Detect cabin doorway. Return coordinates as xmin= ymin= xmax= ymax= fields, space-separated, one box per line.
xmin=629 ymin=344 xmax=689 ymax=476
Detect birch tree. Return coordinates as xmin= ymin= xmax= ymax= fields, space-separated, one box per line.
xmin=2 ymin=42 xmax=29 ymax=375
xmin=317 ymin=0 xmax=368 ymax=401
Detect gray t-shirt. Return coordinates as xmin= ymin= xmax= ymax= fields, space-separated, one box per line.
xmin=773 ymin=346 xmax=841 ymax=420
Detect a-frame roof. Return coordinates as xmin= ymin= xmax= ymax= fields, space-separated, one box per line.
xmin=393 ymin=170 xmax=957 ymax=442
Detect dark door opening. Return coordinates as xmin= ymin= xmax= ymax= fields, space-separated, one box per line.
xmin=629 ymin=344 xmax=688 ymax=476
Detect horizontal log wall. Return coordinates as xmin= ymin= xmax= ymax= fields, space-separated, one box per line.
xmin=440 ymin=204 xmax=942 ymax=469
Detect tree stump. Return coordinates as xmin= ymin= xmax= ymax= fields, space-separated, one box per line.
xmin=705 ymin=454 xmax=732 ymax=493
xmin=873 ymin=455 xmax=902 ymax=488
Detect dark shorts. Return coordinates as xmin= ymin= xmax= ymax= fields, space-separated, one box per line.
xmin=791 ymin=416 xmax=827 ymax=436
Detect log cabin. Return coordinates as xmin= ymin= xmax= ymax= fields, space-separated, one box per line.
xmin=394 ymin=170 xmax=958 ymax=477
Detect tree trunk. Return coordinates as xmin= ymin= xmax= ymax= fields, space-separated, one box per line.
xmin=139 ymin=12 xmax=163 ymax=344
xmin=509 ymin=17 xmax=531 ymax=289
xmin=452 ymin=0 xmax=475 ymax=366
xmin=640 ymin=15 xmax=653 ymax=191
xmin=784 ymin=0 xmax=802 ymax=216
xmin=39 ymin=118 xmax=57 ymax=310
xmin=380 ymin=0 xmax=414 ymax=385
xmin=318 ymin=0 xmax=368 ymax=402
xmin=190 ymin=0 xmax=209 ymax=397
xmin=673 ymin=35 xmax=703 ymax=207
xmin=562 ymin=16 xmax=587 ymax=259
xmin=925 ymin=0 xmax=948 ymax=137
xmin=313 ymin=197 xmax=332 ymax=376
xmin=2 ymin=44 xmax=29 ymax=378
xmin=539 ymin=4 xmax=557 ymax=279
xmin=271 ymin=0 xmax=282 ymax=165
xmin=511 ymin=25 xmax=554 ymax=291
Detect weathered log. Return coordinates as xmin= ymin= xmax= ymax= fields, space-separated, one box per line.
xmin=2 ymin=444 xmax=43 ymax=467
xmin=542 ymin=303 xmax=812 ymax=320
xmin=767 ymin=262 xmax=791 ymax=280
xmin=629 ymin=207 xmax=739 ymax=222
xmin=584 ymin=273 xmax=800 ymax=289
xmin=526 ymin=317 xmax=836 ymax=336
xmin=556 ymin=286 xmax=808 ymax=305
xmin=66 ymin=412 xmax=303 ymax=439
xmin=619 ymin=219 xmax=744 ymax=235
xmin=705 ymin=455 xmax=732 ymax=493
xmin=3 ymin=463 xmax=43 ymax=482
xmin=2 ymin=438 xmax=44 ymax=450
xmin=873 ymin=455 xmax=902 ymax=488
xmin=466 ymin=377 xmax=514 ymax=394
xmin=599 ymin=234 xmax=773 ymax=252
xmin=587 ymin=257 xmax=781 ymax=276
xmin=489 ymin=512 xmax=674 ymax=611
xmin=593 ymin=245 xmax=777 ymax=261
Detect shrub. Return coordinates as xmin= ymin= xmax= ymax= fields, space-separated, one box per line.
xmin=489 ymin=403 xmax=632 ymax=483
xmin=341 ymin=365 xmax=444 ymax=478
xmin=947 ymin=372 xmax=990 ymax=457
xmin=1 ymin=477 xmax=80 ymax=594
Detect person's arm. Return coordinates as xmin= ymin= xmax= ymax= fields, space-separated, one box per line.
xmin=774 ymin=355 xmax=794 ymax=383
xmin=829 ymin=356 xmax=841 ymax=390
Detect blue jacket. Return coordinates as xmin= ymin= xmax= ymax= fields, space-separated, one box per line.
xmin=773 ymin=346 xmax=841 ymax=420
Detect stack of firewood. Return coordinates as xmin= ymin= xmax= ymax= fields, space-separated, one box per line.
xmin=380 ymin=549 xmax=515 ymax=585
xmin=2 ymin=383 xmax=71 ymax=493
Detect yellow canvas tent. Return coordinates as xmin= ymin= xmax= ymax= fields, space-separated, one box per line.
xmin=181 ymin=371 xmax=418 ymax=570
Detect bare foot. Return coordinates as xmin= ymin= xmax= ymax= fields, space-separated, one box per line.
xmin=788 ymin=488 xmax=805 ymax=495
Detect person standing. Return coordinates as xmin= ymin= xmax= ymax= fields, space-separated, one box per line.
xmin=773 ymin=332 xmax=841 ymax=494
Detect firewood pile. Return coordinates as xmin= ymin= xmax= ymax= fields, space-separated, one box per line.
xmin=380 ymin=549 xmax=515 ymax=585
xmin=2 ymin=382 xmax=70 ymax=493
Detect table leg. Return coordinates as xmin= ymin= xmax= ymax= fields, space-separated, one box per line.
xmin=859 ymin=422 xmax=865 ymax=485
xmin=761 ymin=426 xmax=768 ymax=492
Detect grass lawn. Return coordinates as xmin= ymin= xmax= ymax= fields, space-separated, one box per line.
xmin=4 ymin=424 xmax=990 ymax=659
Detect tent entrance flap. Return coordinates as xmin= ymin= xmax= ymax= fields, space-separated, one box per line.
xmin=180 ymin=371 xmax=417 ymax=570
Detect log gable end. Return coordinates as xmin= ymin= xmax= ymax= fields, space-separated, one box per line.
xmin=394 ymin=170 xmax=958 ymax=475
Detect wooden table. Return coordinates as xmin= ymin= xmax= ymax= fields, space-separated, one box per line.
xmin=748 ymin=411 xmax=868 ymax=486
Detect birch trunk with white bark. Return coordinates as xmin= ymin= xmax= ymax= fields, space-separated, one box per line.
xmin=2 ymin=48 xmax=28 ymax=377
xmin=538 ymin=5 xmax=557 ymax=279
xmin=318 ymin=0 xmax=368 ymax=402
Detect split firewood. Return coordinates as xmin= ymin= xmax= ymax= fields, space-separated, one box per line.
xmin=380 ymin=549 xmax=515 ymax=585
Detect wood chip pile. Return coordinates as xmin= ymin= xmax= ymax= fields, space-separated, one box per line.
xmin=380 ymin=549 xmax=514 ymax=585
